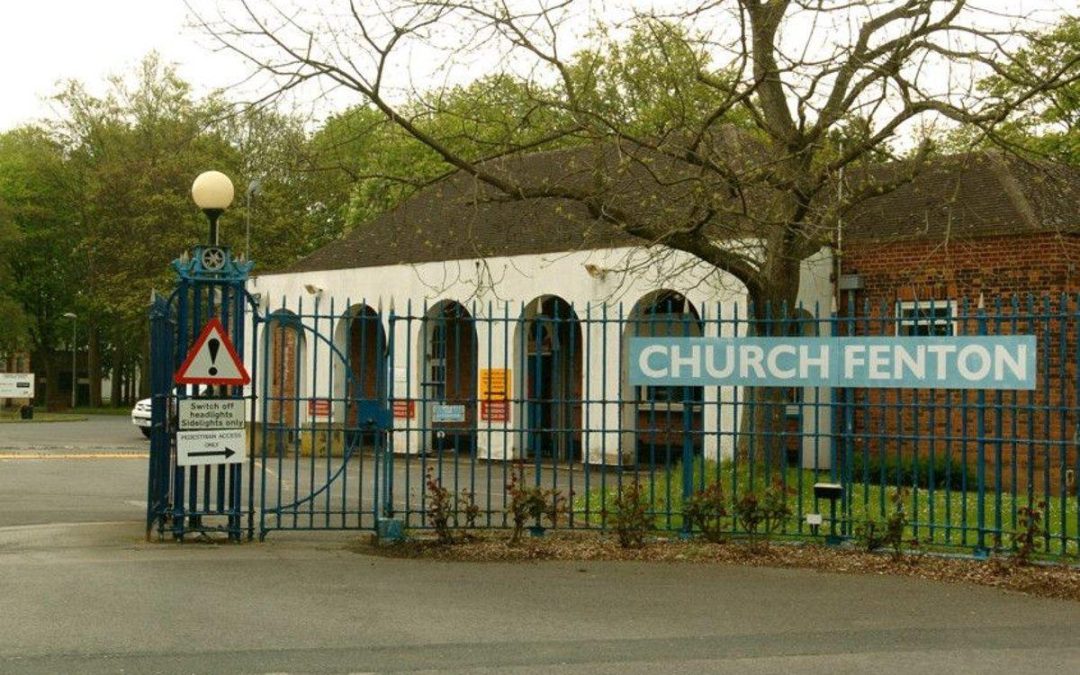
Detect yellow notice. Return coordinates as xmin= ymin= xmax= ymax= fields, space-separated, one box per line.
xmin=479 ymin=368 xmax=510 ymax=401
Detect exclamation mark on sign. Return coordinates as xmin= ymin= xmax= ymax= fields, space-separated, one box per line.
xmin=208 ymin=338 xmax=220 ymax=376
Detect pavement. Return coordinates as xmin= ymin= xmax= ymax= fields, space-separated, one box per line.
xmin=0 ymin=416 xmax=1079 ymax=673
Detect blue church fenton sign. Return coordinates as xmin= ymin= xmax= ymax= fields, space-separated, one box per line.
xmin=628 ymin=336 xmax=1037 ymax=390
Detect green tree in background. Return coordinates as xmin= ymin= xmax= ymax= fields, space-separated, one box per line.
xmin=51 ymin=55 xmax=236 ymax=403
xmin=0 ymin=126 xmax=80 ymax=401
xmin=973 ymin=16 xmax=1080 ymax=164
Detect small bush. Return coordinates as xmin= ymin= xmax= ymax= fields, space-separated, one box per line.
xmin=506 ymin=461 xmax=568 ymax=544
xmin=851 ymin=452 xmax=968 ymax=491
xmin=683 ymin=482 xmax=728 ymax=543
xmin=855 ymin=488 xmax=909 ymax=561
xmin=425 ymin=467 xmax=455 ymax=545
xmin=1011 ymin=501 xmax=1046 ymax=566
xmin=733 ymin=480 xmax=792 ymax=549
xmin=459 ymin=488 xmax=480 ymax=529
xmin=610 ymin=480 xmax=655 ymax=548
xmin=425 ymin=469 xmax=483 ymax=544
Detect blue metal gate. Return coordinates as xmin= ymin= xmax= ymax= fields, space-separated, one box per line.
xmin=254 ymin=298 xmax=391 ymax=539
xmin=145 ymin=245 xmax=395 ymax=540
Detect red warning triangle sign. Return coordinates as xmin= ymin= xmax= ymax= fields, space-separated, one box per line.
xmin=174 ymin=317 xmax=251 ymax=386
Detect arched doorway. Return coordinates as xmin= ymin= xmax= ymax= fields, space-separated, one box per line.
xmin=266 ymin=310 xmax=306 ymax=447
xmin=517 ymin=296 xmax=582 ymax=461
xmin=622 ymin=290 xmax=704 ymax=465
xmin=419 ymin=301 xmax=477 ymax=453
xmin=338 ymin=304 xmax=385 ymax=447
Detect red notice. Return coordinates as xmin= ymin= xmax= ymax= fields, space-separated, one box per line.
xmin=307 ymin=398 xmax=332 ymax=418
xmin=392 ymin=399 xmax=415 ymax=419
xmin=481 ymin=400 xmax=509 ymax=422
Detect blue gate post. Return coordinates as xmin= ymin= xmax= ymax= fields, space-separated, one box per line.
xmin=146 ymin=171 xmax=255 ymax=543
xmin=841 ymin=288 xmax=857 ymax=538
xmin=975 ymin=296 xmax=990 ymax=557
xmin=382 ymin=300 xmax=396 ymax=522
xmin=680 ymin=400 xmax=694 ymax=539
xmin=146 ymin=292 xmax=174 ymax=540
xmin=167 ymin=248 xmax=253 ymax=542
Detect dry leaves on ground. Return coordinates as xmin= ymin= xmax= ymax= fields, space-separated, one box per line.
xmin=350 ymin=531 xmax=1080 ymax=602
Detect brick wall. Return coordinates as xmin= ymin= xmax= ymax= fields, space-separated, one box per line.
xmin=840 ymin=233 xmax=1080 ymax=496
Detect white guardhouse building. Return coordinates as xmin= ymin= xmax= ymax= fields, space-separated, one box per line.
xmin=248 ymin=147 xmax=836 ymax=469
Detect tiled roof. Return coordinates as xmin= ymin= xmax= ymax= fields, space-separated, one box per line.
xmin=843 ymin=152 xmax=1080 ymax=243
xmin=282 ymin=146 xmax=1080 ymax=274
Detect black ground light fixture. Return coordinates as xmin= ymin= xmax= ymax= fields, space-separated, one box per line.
xmin=813 ymin=482 xmax=844 ymax=545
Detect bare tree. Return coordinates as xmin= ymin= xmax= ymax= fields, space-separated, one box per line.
xmin=193 ymin=0 xmax=1078 ymax=308
xmin=192 ymin=0 xmax=1080 ymax=459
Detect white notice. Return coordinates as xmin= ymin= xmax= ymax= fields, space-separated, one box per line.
xmin=177 ymin=429 xmax=246 ymax=467
xmin=0 ymin=373 xmax=34 ymax=398
xmin=178 ymin=399 xmax=246 ymax=431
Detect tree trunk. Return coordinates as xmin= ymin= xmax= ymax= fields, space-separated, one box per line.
xmin=736 ymin=257 xmax=803 ymax=483
xmin=88 ymin=324 xmax=102 ymax=408
xmin=33 ymin=348 xmax=56 ymax=410
xmin=110 ymin=357 xmax=122 ymax=406
xmin=139 ymin=345 xmax=151 ymax=399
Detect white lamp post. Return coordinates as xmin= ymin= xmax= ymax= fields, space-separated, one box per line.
xmin=191 ymin=171 xmax=235 ymax=245
xmin=62 ymin=312 xmax=77 ymax=409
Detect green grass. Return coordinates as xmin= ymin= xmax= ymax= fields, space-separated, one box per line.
xmin=0 ymin=410 xmax=88 ymax=423
xmin=572 ymin=459 xmax=1080 ymax=557
xmin=70 ymin=405 xmax=132 ymax=416
xmin=0 ymin=405 xmax=129 ymax=422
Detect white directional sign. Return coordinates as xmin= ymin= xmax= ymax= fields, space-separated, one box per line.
xmin=177 ymin=428 xmax=246 ymax=467
xmin=178 ymin=398 xmax=245 ymax=431
xmin=0 ymin=373 xmax=34 ymax=398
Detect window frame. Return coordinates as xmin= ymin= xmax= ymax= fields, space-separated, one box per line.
xmin=895 ymin=300 xmax=958 ymax=337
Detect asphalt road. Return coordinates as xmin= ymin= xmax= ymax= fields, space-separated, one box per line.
xmin=1 ymin=416 xmax=1078 ymax=673
xmin=0 ymin=414 xmax=147 ymax=452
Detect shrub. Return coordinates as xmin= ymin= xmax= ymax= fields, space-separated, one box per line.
xmin=611 ymin=480 xmax=655 ymax=548
xmin=761 ymin=481 xmax=794 ymax=535
xmin=425 ymin=466 xmax=455 ymax=545
xmin=855 ymin=488 xmax=909 ymax=561
xmin=425 ymin=469 xmax=483 ymax=544
xmin=459 ymin=488 xmax=481 ymax=529
xmin=683 ymin=482 xmax=728 ymax=543
xmin=851 ymin=452 xmax=968 ymax=491
xmin=733 ymin=480 xmax=792 ymax=550
xmin=1011 ymin=501 xmax=1046 ymax=566
xmin=506 ymin=461 xmax=568 ymax=544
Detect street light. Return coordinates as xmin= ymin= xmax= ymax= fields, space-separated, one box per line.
xmin=191 ymin=171 xmax=235 ymax=245
xmin=62 ymin=312 xmax=77 ymax=409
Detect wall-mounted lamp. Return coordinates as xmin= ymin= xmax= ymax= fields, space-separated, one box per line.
xmin=584 ymin=263 xmax=608 ymax=281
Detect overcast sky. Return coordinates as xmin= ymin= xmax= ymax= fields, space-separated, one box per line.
xmin=0 ymin=1 xmax=248 ymax=131
xmin=1 ymin=0 xmax=1076 ymax=133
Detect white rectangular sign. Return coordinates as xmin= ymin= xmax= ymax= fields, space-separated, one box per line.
xmin=0 ymin=373 xmax=34 ymax=398
xmin=178 ymin=398 xmax=245 ymax=431
xmin=432 ymin=403 xmax=467 ymax=423
xmin=177 ymin=428 xmax=246 ymax=466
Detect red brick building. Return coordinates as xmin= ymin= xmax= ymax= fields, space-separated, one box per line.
xmin=840 ymin=152 xmax=1080 ymax=496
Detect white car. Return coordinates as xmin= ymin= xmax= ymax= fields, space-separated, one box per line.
xmin=131 ymin=398 xmax=152 ymax=437
xmin=132 ymin=387 xmax=214 ymax=438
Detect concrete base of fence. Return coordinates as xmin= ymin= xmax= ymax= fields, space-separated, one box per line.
xmin=376 ymin=518 xmax=405 ymax=543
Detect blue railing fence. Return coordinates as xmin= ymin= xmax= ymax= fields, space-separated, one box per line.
xmin=244 ymin=292 xmax=1079 ymax=555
